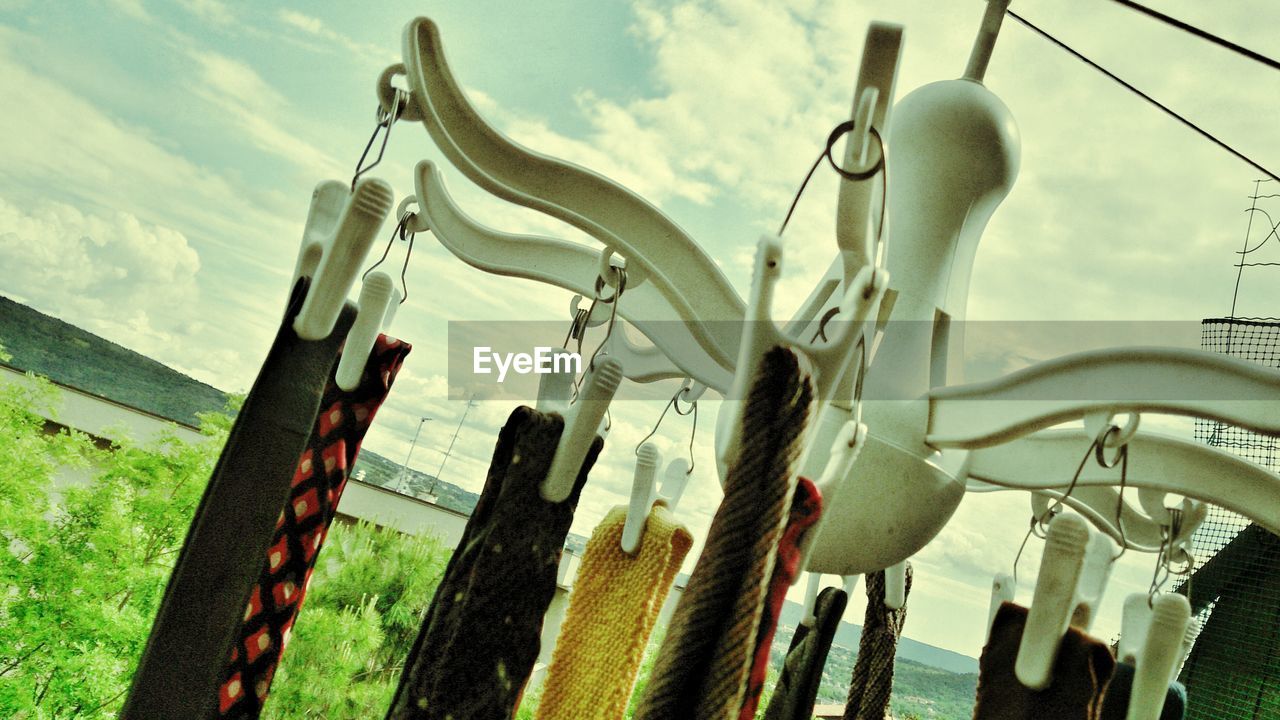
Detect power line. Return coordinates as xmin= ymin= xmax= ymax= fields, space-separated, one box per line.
xmin=1105 ymin=0 xmax=1280 ymax=73
xmin=1006 ymin=10 xmax=1280 ymax=184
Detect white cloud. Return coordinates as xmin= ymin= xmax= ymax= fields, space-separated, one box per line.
xmin=276 ymin=9 xmax=397 ymax=68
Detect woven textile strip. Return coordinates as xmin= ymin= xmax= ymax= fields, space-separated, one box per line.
xmin=386 ymin=407 xmax=601 ymax=720
xmin=535 ymin=505 xmax=692 ymax=720
xmin=634 ymin=346 xmax=814 ymax=720
xmin=217 ymin=335 xmax=411 ymax=718
xmin=842 ymin=565 xmax=913 ymax=720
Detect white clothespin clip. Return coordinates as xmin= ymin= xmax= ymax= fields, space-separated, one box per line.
xmin=883 ymin=560 xmax=908 ymax=610
xmin=658 ymin=458 xmax=692 ymax=513
xmin=335 ymin=272 xmax=395 ymax=391
xmin=294 ymin=177 xmax=395 ymax=341
xmin=1174 ymin=616 xmax=1200 ymax=685
xmin=1127 ymin=593 xmax=1191 ymax=720
xmin=800 ymin=572 xmax=860 ymax=626
xmin=988 ymin=572 xmax=1017 ymax=637
xmin=1118 ymin=592 xmax=1153 ymax=665
xmin=536 ymin=349 xmax=579 ymax=414
xmin=621 ymin=443 xmax=662 ymax=554
xmin=540 ymin=355 xmax=623 ymax=502
xmin=335 ymin=197 xmax=421 ymax=390
xmin=1014 ymin=513 xmax=1114 ymax=689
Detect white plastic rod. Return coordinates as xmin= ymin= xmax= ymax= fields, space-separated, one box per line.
xmin=541 ymin=356 xmax=623 ymax=502
xmin=658 ymin=458 xmax=691 ymax=513
xmin=1127 ymin=594 xmax=1191 ymax=720
xmin=964 ymin=0 xmax=1013 ymax=83
xmin=294 ymin=178 xmax=395 ymax=341
xmin=535 ymin=349 xmax=578 ymax=413
xmin=335 ymin=273 xmax=394 ymax=392
xmin=884 ymin=560 xmax=908 ymax=610
xmin=988 ymin=572 xmax=1016 ymax=638
xmin=1015 ymin=513 xmax=1089 ymax=690
xmin=1117 ymin=593 xmax=1153 ymax=665
xmin=622 ymin=443 xmax=660 ymax=554
xmin=292 ymin=180 xmax=349 ymax=284
xmin=801 ymin=572 xmax=823 ymax=626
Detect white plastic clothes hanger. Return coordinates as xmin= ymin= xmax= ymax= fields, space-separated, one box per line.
xmin=801 ymin=0 xmax=1022 ymax=579
xmin=292 ymin=177 xmax=395 ymax=342
xmin=393 ymin=18 xmax=744 ymax=373
xmin=1014 ymin=513 xmax=1115 ymax=690
xmin=408 ymin=160 xmax=735 ymax=391
xmin=964 ymin=427 xmax=1280 ymax=537
xmin=960 ymin=482 xmax=1208 ymax=554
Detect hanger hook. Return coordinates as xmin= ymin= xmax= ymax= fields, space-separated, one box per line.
xmin=363 ymin=205 xmax=416 ymax=304
xmin=570 ymin=268 xmax=628 ymax=401
xmin=778 ymin=120 xmax=886 ymax=236
xmin=352 ymin=88 xmax=407 ymax=191
xmin=634 ymin=380 xmax=700 ymax=476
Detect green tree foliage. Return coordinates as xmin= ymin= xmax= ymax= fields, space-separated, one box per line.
xmin=0 ymin=368 xmax=451 ymax=718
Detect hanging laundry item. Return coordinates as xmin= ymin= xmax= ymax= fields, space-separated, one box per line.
xmin=739 ymin=477 xmax=824 ymax=720
xmin=973 ymin=603 xmax=1117 ymax=720
xmin=534 ymin=504 xmax=692 ymax=720
xmin=763 ymin=586 xmax=850 ymax=720
xmin=386 ymin=407 xmax=601 ymax=720
xmin=217 ymin=335 xmax=411 ymax=718
xmin=634 ymin=346 xmax=814 ymax=720
xmin=124 ymin=279 xmax=356 ymax=720
xmin=842 ymin=566 xmax=914 ymax=720
xmin=1100 ymin=663 xmax=1187 ymax=720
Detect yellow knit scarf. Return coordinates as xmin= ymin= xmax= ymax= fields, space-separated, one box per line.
xmin=535 ymin=504 xmax=692 ymax=720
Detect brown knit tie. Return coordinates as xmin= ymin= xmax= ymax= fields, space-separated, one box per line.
xmin=843 ymin=565 xmax=913 ymax=720
xmin=634 ymin=346 xmax=814 ymax=720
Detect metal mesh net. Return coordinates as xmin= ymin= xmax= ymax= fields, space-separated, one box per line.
xmin=1179 ymin=318 xmax=1280 ymax=720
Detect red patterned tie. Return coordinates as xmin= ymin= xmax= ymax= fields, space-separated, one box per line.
xmin=217 ymin=335 xmax=411 ymax=718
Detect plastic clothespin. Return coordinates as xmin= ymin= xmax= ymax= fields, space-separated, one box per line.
xmin=294 ymin=177 xmax=395 ymax=341
xmin=334 ymin=272 xmax=396 ymax=391
xmin=292 ymin=180 xmax=349 ymax=285
xmin=988 ymin=572 xmax=1017 ymax=638
xmin=1014 ymin=513 xmax=1115 ymax=689
xmin=883 ymin=560 xmax=908 ymax=610
xmin=621 ymin=443 xmax=661 ymax=554
xmin=540 ymin=356 xmax=624 ymax=502
xmin=801 ymin=572 xmax=823 ymax=626
xmin=1118 ymin=593 xmax=1153 ymax=666
xmin=1174 ymin=616 xmax=1200 ymax=685
xmin=1127 ymin=594 xmax=1191 ymax=720
xmin=536 ymin=349 xmax=579 ymax=414
xmin=657 ymin=458 xmax=692 ymax=513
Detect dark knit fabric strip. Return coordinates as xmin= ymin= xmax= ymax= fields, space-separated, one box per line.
xmin=635 ymin=346 xmax=814 ymax=720
xmin=218 ymin=335 xmax=412 ymax=718
xmin=763 ymin=586 xmax=850 ymax=720
xmin=973 ymin=602 xmax=1117 ymax=720
xmin=386 ymin=406 xmax=601 ymax=720
xmin=124 ymin=279 xmax=356 ymax=720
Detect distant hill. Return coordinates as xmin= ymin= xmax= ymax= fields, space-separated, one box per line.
xmin=0 ymin=295 xmax=229 ymax=427
xmin=775 ymin=598 xmax=979 ymax=675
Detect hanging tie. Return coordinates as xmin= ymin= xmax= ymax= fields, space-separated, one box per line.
xmin=634 ymin=345 xmax=814 ymax=720
xmin=843 ymin=565 xmax=913 ymax=720
xmin=385 ymin=406 xmax=601 ymax=720
xmin=534 ymin=505 xmax=692 ymax=720
xmin=763 ymin=586 xmax=850 ymax=720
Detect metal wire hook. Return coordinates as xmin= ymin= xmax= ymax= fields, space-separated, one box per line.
xmin=352 ymin=88 xmax=407 ymax=191
xmin=634 ymin=381 xmax=700 ymax=476
xmin=362 ymin=207 xmax=416 ymax=304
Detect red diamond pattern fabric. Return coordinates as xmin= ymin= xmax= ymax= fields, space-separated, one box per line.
xmin=216 ymin=335 xmax=411 ymax=719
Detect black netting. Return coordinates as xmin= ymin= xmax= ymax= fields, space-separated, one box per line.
xmin=1178 ymin=318 xmax=1280 ymax=720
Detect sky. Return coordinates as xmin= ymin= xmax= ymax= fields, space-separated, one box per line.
xmin=1 ymin=0 xmax=1279 ymax=660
